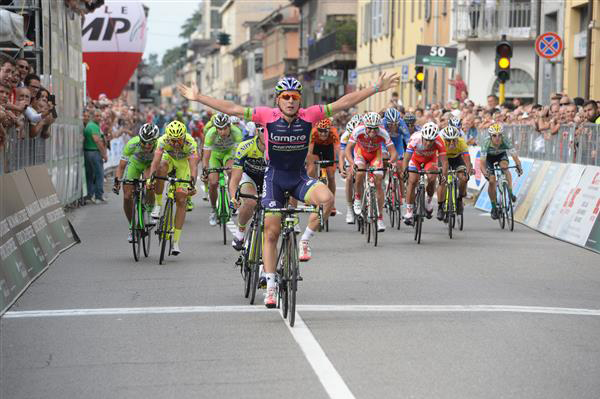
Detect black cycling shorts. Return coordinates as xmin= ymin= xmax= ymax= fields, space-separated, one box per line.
xmin=313 ymin=144 xmax=335 ymax=162
xmin=485 ymin=152 xmax=509 ymax=172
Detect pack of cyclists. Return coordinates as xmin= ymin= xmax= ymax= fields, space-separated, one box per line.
xmin=113 ymin=74 xmax=523 ymax=308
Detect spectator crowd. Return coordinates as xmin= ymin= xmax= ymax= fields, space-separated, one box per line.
xmin=0 ymin=53 xmax=56 ymax=151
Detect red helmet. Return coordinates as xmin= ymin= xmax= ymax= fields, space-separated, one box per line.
xmin=316 ymin=119 xmax=332 ymax=130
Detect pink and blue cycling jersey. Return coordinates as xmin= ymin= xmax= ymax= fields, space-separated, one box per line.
xmin=244 ymin=105 xmax=333 ymax=171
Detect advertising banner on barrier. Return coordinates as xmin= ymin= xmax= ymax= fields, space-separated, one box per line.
xmin=522 ymin=162 xmax=567 ymax=228
xmin=512 ymin=160 xmax=548 ymax=223
xmin=555 ymin=166 xmax=600 ymax=246
xmin=538 ymin=164 xmax=586 ymax=237
xmin=25 ymin=165 xmax=79 ymax=252
xmin=475 ymin=158 xmax=534 ymax=212
xmin=586 ymin=215 xmax=600 ymax=253
xmin=0 ymin=173 xmax=35 ymax=310
xmin=467 ymin=146 xmax=486 ymax=192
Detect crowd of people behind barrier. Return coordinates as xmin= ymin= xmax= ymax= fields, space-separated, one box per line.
xmin=0 ymin=53 xmax=57 ymax=153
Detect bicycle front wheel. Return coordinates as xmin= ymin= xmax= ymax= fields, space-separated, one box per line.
xmin=497 ymin=186 xmax=506 ymax=230
xmin=371 ymin=189 xmax=378 ymax=247
xmin=159 ymin=199 xmax=173 ymax=265
xmin=132 ymin=195 xmax=141 ymax=262
xmin=504 ymin=182 xmax=514 ymax=231
xmin=288 ymin=233 xmax=299 ymax=327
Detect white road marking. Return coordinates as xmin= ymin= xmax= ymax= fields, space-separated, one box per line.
xmin=480 ymin=213 xmax=491 ymax=216
xmin=284 ymin=312 xmax=356 ymax=399
xmin=5 ymin=304 xmax=600 ymax=318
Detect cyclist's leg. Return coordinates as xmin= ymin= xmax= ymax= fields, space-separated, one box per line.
xmin=223 ymin=151 xmax=235 ymax=179
xmin=499 ymin=155 xmax=512 ymax=193
xmin=436 ymin=158 xmax=447 ymax=212
xmin=425 ymin=160 xmax=438 ymax=197
xmin=261 ymin=168 xmax=284 ymax=302
xmin=486 ymin=157 xmax=498 ymax=204
xmin=142 ymin=166 xmax=155 ymax=207
xmin=122 ymin=160 xmax=144 ymax=224
xmin=404 ymin=160 xmax=420 ymax=221
xmin=299 ymin=174 xmax=333 ymax=258
xmin=154 ymin=155 xmax=172 ymax=209
xmin=322 ymin=144 xmax=337 ymax=208
xmin=172 ymin=158 xmax=192 ymax=245
xmin=208 ymin=152 xmax=225 ymax=209
xmin=353 ymin=147 xmax=367 ymax=205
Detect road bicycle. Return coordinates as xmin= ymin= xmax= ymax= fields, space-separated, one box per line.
xmin=355 ymin=167 xmax=386 ymax=247
xmin=383 ymin=160 xmax=403 ymax=230
xmin=267 ymin=192 xmax=320 ymax=327
xmin=410 ymin=165 xmax=440 ymax=244
xmin=116 ymin=178 xmax=153 ymax=261
xmin=313 ymin=159 xmax=337 ymax=232
xmin=154 ymin=176 xmax=193 ymax=265
xmin=491 ymin=162 xmax=519 ymax=232
xmin=205 ymin=167 xmax=232 ymax=245
xmin=235 ymin=191 xmax=264 ymax=305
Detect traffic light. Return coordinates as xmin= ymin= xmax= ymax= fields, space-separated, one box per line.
xmin=495 ymin=36 xmax=512 ymax=82
xmin=217 ymin=32 xmax=231 ymax=46
xmin=414 ymin=66 xmax=424 ymax=92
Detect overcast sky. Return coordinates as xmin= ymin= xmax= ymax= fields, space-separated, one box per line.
xmin=107 ymin=0 xmax=202 ymax=61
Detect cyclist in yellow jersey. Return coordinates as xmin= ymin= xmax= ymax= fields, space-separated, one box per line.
xmin=229 ymin=125 xmax=267 ymax=250
xmin=436 ymin=126 xmax=472 ymax=220
xmin=148 ymin=120 xmax=198 ymax=255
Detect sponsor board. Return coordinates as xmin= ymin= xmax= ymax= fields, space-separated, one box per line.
xmin=475 ymin=158 xmax=534 ymax=212
xmin=522 ymin=162 xmax=567 ymax=228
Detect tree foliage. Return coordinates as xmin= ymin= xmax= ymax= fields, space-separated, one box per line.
xmin=161 ymin=45 xmax=186 ymax=67
xmin=179 ymin=8 xmax=202 ymax=39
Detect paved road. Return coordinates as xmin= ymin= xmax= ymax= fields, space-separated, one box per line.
xmin=2 ymin=180 xmax=600 ymax=399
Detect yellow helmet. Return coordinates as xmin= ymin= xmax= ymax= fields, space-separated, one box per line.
xmin=488 ymin=123 xmax=503 ymax=135
xmin=165 ymin=120 xmax=187 ymax=139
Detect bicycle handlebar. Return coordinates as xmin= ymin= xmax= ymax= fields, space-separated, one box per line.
xmin=354 ymin=167 xmax=387 ymax=172
xmin=265 ymin=206 xmax=319 ymax=214
xmin=238 ymin=193 xmax=260 ymax=201
xmin=314 ymin=160 xmax=338 ymax=166
xmin=205 ymin=167 xmax=231 ymax=173
xmin=153 ymin=176 xmax=194 ymax=184
xmin=115 ymin=178 xmax=145 ymax=185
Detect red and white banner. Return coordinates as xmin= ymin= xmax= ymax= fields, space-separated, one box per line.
xmin=82 ymin=3 xmax=147 ymax=99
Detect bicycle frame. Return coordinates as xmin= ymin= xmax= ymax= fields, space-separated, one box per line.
xmin=206 ymin=167 xmax=232 ymax=244
xmin=355 ymin=167 xmax=385 ymax=246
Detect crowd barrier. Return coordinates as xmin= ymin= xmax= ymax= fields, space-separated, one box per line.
xmin=0 ymin=164 xmax=80 ymax=315
xmin=472 ymin=156 xmax=600 ymax=254
xmin=104 ymin=138 xmax=125 ymax=171
xmin=473 ymin=123 xmax=599 ymax=166
xmin=1 ymin=126 xmax=86 ymax=206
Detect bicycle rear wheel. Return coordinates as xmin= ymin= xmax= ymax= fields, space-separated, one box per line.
xmin=131 ymin=196 xmax=141 ymax=262
xmin=395 ymin=178 xmax=402 ymax=230
xmin=288 ymin=232 xmax=298 ymax=327
xmin=504 ymin=182 xmax=514 ymax=231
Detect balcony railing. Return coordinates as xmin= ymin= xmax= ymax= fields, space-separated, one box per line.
xmin=308 ymin=30 xmax=355 ymax=64
xmin=453 ymin=2 xmax=536 ymax=41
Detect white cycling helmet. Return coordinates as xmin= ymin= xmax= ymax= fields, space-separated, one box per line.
xmin=420 ymin=121 xmax=439 ymax=140
xmin=213 ymin=112 xmax=230 ymax=128
xmin=229 ymin=116 xmax=240 ymax=124
xmin=350 ymin=114 xmax=362 ymax=125
xmin=346 ymin=120 xmax=358 ymax=134
xmin=363 ymin=112 xmax=382 ymax=128
xmin=441 ymin=126 xmax=459 ymax=140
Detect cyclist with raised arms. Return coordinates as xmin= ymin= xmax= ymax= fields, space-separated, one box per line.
xmin=113 ymin=123 xmax=160 ymax=242
xmin=436 ymin=126 xmax=472 ymax=220
xmin=148 ymin=120 xmax=198 ymax=255
xmin=480 ymin=123 xmax=523 ymax=220
xmin=229 ymin=125 xmax=267 ymax=250
xmin=178 ymin=72 xmax=399 ymax=308
xmin=402 ymin=121 xmax=448 ymax=225
xmin=202 ymin=112 xmax=243 ymax=226
xmin=345 ymin=112 xmax=398 ymax=232
xmin=307 ymin=118 xmax=340 ymax=215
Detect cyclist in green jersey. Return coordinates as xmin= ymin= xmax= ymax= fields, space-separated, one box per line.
xmin=202 ymin=112 xmax=243 ymax=226
xmin=148 ymin=120 xmax=198 ymax=255
xmin=113 ymin=123 xmax=160 ymax=242
xmin=480 ymin=123 xmax=523 ymax=220
xmin=229 ymin=125 xmax=267 ymax=250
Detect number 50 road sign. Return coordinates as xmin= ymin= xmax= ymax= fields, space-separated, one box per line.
xmin=416 ymin=45 xmax=458 ymax=68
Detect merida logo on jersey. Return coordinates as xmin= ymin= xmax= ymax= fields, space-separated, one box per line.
xmin=271 ymin=134 xmax=307 ymax=142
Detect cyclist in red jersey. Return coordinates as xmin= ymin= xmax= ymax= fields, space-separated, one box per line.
xmin=402 ymin=121 xmax=448 ymax=225
xmin=345 ymin=112 xmax=398 ymax=232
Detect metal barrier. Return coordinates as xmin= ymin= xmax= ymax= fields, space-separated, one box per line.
xmin=475 ymin=124 xmax=599 ymax=166
xmin=1 ymin=124 xmax=86 ymax=205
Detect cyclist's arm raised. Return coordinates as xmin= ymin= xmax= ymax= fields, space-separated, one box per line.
xmin=329 ymin=72 xmax=399 ymax=115
xmin=178 ymin=83 xmax=245 ymax=118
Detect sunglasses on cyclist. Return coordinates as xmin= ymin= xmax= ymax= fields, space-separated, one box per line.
xmin=168 ymin=137 xmax=184 ymax=146
xmin=279 ymin=93 xmax=301 ymax=101
xmin=366 ymin=126 xmax=379 ymax=131
xmin=317 ymin=128 xmax=329 ymax=133
xmin=491 ymin=133 xmax=501 ymax=138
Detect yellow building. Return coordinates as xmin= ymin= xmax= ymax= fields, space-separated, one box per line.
xmin=356 ymin=0 xmax=427 ymax=111
xmin=563 ymin=0 xmax=599 ymax=100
